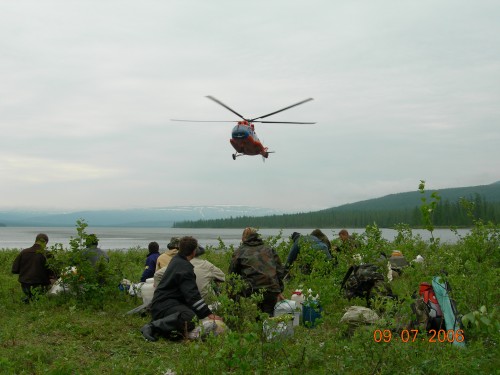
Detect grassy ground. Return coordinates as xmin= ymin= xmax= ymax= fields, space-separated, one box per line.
xmin=0 ymin=223 xmax=499 ymax=375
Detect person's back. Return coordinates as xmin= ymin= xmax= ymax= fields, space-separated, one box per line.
xmin=156 ymin=249 xmax=178 ymax=271
xmin=229 ymin=228 xmax=285 ymax=315
xmin=230 ymin=233 xmax=284 ymax=293
xmin=82 ymin=246 xmax=109 ymax=267
xmin=11 ymin=233 xmax=55 ymax=302
xmin=79 ymin=234 xmax=109 ymax=285
xmin=81 ymin=234 xmax=109 ymax=266
xmin=13 ymin=246 xmax=51 ymax=285
xmin=285 ymin=232 xmax=332 ymax=270
xmin=154 ymin=248 xmax=226 ymax=298
xmin=155 ymin=237 xmax=180 ymax=271
xmin=142 ymin=236 xmax=222 ymax=342
xmin=190 ymin=246 xmax=225 ymax=300
xmin=141 ymin=242 xmax=160 ymax=282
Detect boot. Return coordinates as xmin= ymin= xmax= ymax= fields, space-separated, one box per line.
xmin=140 ymin=323 xmax=157 ymax=342
xmin=141 ymin=312 xmax=181 ymax=341
xmin=151 ymin=312 xmax=180 ymax=333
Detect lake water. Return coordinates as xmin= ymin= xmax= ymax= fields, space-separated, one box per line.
xmin=0 ymin=227 xmax=470 ymax=250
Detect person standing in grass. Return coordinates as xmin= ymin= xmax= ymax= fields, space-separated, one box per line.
xmin=11 ymin=233 xmax=56 ymax=303
xmin=141 ymin=236 xmax=223 ymax=341
xmin=229 ymin=227 xmax=285 ymax=316
xmin=140 ymin=241 xmax=160 ymax=282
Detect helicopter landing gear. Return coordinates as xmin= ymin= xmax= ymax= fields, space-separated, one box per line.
xmin=232 ymin=154 xmax=236 ymax=160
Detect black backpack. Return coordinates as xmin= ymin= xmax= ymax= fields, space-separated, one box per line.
xmin=340 ymin=264 xmax=393 ymax=305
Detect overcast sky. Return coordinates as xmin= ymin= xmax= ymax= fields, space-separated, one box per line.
xmin=1 ymin=1 xmax=499 ymax=212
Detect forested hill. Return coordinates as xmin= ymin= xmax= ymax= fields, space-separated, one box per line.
xmin=174 ymin=182 xmax=500 ymax=228
xmin=332 ymin=182 xmax=500 ymax=212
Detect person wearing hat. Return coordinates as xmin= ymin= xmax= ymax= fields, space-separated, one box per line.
xmin=140 ymin=241 xmax=161 ymax=282
xmin=229 ymin=227 xmax=285 ymax=316
xmin=155 ymin=237 xmax=180 ymax=271
xmin=142 ymin=236 xmax=223 ymax=341
xmin=11 ymin=233 xmax=56 ymax=303
xmin=285 ymin=229 xmax=332 ymax=273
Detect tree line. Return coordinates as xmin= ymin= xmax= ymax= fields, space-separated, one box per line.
xmin=174 ymin=194 xmax=500 ymax=228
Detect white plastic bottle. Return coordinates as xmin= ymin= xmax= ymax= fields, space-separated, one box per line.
xmin=141 ymin=278 xmax=155 ymax=305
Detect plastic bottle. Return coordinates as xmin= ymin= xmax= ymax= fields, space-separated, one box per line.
xmin=141 ymin=278 xmax=155 ymax=305
xmin=290 ymin=291 xmax=305 ymax=305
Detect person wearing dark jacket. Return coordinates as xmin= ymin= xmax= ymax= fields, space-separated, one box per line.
xmin=11 ymin=233 xmax=55 ymax=303
xmin=229 ymin=227 xmax=285 ymax=316
xmin=140 ymin=241 xmax=160 ymax=282
xmin=141 ymin=236 xmax=223 ymax=341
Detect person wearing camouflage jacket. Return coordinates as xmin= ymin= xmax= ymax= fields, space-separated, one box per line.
xmin=228 ymin=228 xmax=285 ymax=315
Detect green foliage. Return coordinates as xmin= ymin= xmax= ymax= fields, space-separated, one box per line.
xmin=46 ymin=219 xmax=123 ymax=310
xmin=419 ymin=180 xmax=441 ymax=245
xmin=1 ymin=214 xmax=499 ymax=374
xmin=462 ymin=306 xmax=500 ymax=338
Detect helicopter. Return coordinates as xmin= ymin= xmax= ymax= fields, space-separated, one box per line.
xmin=172 ymin=96 xmax=315 ymax=160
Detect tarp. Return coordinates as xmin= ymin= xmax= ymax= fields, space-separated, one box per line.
xmin=432 ymin=276 xmax=466 ymax=348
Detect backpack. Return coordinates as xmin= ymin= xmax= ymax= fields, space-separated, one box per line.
xmin=340 ymin=264 xmax=392 ymax=305
xmin=388 ymin=253 xmax=409 ymax=279
xmin=412 ymin=282 xmax=444 ymax=331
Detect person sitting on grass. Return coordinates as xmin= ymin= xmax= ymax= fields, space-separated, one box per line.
xmin=155 ymin=237 xmax=180 ymax=271
xmin=80 ymin=234 xmax=109 ymax=285
xmin=140 ymin=241 xmax=160 ymax=282
xmin=154 ymin=245 xmax=225 ymax=300
xmin=141 ymin=236 xmax=223 ymax=341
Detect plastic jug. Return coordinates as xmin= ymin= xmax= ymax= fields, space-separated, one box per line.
xmin=141 ymin=278 xmax=155 ymax=305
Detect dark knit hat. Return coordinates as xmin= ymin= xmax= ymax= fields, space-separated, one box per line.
xmin=195 ymin=245 xmax=205 ymax=257
xmin=291 ymin=232 xmax=301 ymax=242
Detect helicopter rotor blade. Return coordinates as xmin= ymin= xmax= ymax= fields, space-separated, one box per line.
xmin=206 ymin=96 xmax=247 ymax=121
xmin=250 ymin=98 xmax=313 ymax=121
xmin=254 ymin=120 xmax=316 ymax=124
xmin=171 ymin=119 xmax=236 ymax=122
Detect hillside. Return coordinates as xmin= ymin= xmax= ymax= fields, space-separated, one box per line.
xmin=175 ymin=182 xmax=500 ymax=228
xmin=325 ymin=182 xmax=500 ymax=212
xmin=0 ymin=206 xmax=282 ymax=227
xmin=1 ymin=182 xmax=499 ymax=227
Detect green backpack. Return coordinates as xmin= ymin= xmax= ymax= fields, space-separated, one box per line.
xmin=340 ymin=264 xmax=393 ymax=305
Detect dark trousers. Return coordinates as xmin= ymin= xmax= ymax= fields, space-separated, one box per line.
xmin=21 ymin=283 xmax=49 ymax=303
xmin=152 ymin=303 xmax=196 ymax=335
xmin=241 ymin=289 xmax=279 ymax=316
xmin=259 ymin=291 xmax=280 ymax=316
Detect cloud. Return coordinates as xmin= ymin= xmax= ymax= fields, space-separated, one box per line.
xmin=1 ymin=153 xmax=122 ymax=183
xmin=0 ymin=1 xmax=499 ymax=211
